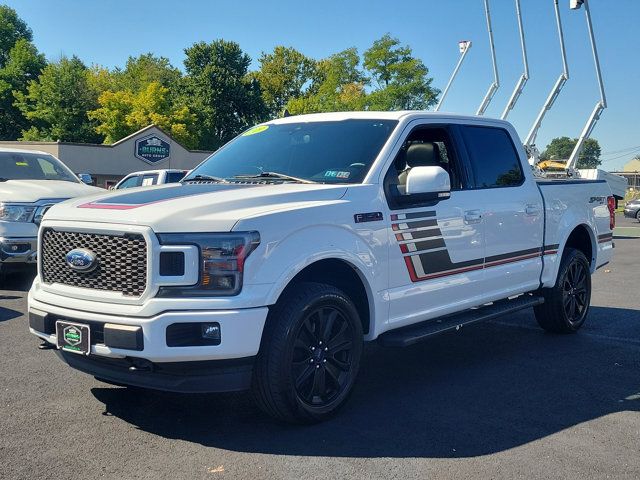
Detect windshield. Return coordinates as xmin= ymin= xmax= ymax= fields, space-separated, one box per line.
xmin=184 ymin=119 xmax=398 ymax=184
xmin=0 ymin=152 xmax=78 ymax=182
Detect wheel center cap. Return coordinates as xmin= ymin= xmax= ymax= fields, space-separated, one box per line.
xmin=314 ymin=349 xmax=325 ymax=362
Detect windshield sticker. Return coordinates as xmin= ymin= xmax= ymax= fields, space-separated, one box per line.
xmin=15 ymin=161 xmax=28 ymax=166
xmin=325 ymin=170 xmax=350 ymax=179
xmin=242 ymin=125 xmax=269 ymax=136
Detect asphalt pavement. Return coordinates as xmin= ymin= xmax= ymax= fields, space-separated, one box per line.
xmin=0 ymin=217 xmax=638 ymax=479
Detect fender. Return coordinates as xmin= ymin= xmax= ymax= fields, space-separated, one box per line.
xmin=256 ymin=224 xmax=385 ymax=338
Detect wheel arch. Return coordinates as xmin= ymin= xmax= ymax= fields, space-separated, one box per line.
xmin=269 ymin=257 xmax=374 ymax=337
xmin=560 ymin=223 xmax=596 ymax=271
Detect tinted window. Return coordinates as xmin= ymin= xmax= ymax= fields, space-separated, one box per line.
xmin=184 ymin=120 xmax=398 ymax=184
xmin=0 ymin=152 xmax=78 ymax=182
xmin=165 ymin=171 xmax=186 ymax=183
xmin=462 ymin=126 xmax=524 ymax=188
xmin=117 ymin=175 xmax=140 ymax=189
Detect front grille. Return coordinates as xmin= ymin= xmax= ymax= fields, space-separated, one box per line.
xmin=41 ymin=228 xmax=147 ymax=296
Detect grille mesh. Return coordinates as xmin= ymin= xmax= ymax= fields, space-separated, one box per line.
xmin=41 ymin=229 xmax=147 ymax=297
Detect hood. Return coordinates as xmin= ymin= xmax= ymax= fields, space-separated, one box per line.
xmin=44 ymin=182 xmax=348 ymax=232
xmin=0 ymin=180 xmax=104 ymax=203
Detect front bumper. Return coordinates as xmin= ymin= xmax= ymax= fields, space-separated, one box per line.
xmin=0 ymin=236 xmax=37 ymax=263
xmin=29 ymin=298 xmax=268 ymax=363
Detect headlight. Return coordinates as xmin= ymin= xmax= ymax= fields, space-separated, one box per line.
xmin=157 ymin=232 xmax=260 ymax=296
xmin=0 ymin=203 xmax=36 ymax=222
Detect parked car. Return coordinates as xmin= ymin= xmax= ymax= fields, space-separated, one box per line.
xmin=0 ymin=148 xmax=103 ymax=276
xmin=113 ymin=169 xmax=187 ymax=190
xmin=623 ymin=198 xmax=640 ymax=221
xmin=28 ymin=112 xmax=615 ymax=423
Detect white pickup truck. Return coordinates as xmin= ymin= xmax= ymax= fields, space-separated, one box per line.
xmin=28 ymin=112 xmax=615 ymax=423
xmin=0 ymin=148 xmax=103 ymax=276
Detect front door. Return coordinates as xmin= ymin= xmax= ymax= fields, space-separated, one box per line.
xmin=384 ymin=124 xmax=487 ymax=331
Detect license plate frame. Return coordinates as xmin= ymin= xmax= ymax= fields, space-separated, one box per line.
xmin=55 ymin=320 xmax=90 ymax=355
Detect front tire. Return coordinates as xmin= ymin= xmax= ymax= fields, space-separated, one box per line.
xmin=534 ymin=248 xmax=591 ymax=333
xmin=636 ymin=210 xmax=640 ymax=222
xmin=252 ymin=282 xmax=363 ymax=424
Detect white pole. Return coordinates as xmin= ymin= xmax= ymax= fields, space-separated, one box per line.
xmin=501 ymin=0 xmax=529 ymax=120
xmin=435 ymin=41 xmax=472 ymax=112
xmin=476 ymin=0 xmax=499 ymax=116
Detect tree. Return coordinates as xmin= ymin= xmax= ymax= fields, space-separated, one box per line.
xmin=286 ymin=48 xmax=367 ymax=114
xmin=15 ymin=56 xmax=102 ymax=143
xmin=0 ymin=38 xmax=46 ymax=139
xmin=0 ymin=5 xmax=32 ymax=68
xmin=363 ymin=33 xmax=438 ymax=110
xmin=541 ymin=136 xmax=602 ymax=169
xmin=253 ymin=46 xmax=315 ymax=118
xmin=114 ymin=53 xmax=181 ymax=93
xmin=181 ymin=39 xmax=266 ymax=150
xmin=89 ymin=81 xmax=197 ymax=148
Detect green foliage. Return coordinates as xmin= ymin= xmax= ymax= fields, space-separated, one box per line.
xmin=364 ymin=34 xmax=438 ymax=110
xmin=15 ymin=56 xmax=102 ymax=143
xmin=0 ymin=38 xmax=46 ymax=139
xmin=286 ymin=48 xmax=367 ymax=114
xmin=181 ymin=39 xmax=266 ymax=150
xmin=89 ymin=81 xmax=197 ymax=148
xmin=114 ymin=53 xmax=181 ymax=93
xmin=0 ymin=5 xmax=32 ymax=68
xmin=253 ymin=46 xmax=315 ymax=118
xmin=541 ymin=136 xmax=602 ymax=169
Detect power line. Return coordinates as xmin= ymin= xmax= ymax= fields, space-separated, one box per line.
xmin=600 ymin=144 xmax=640 ymax=156
xmin=600 ymin=147 xmax=640 ymax=163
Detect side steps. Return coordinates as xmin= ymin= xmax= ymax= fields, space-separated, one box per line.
xmin=378 ymin=294 xmax=544 ymax=347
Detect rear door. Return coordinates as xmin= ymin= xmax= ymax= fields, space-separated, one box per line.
xmin=459 ymin=124 xmax=544 ymax=300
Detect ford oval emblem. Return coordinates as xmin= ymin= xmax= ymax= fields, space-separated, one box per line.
xmin=65 ymin=248 xmax=98 ymax=272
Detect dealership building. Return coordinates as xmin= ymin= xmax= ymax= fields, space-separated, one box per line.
xmin=0 ymin=125 xmax=213 ymax=188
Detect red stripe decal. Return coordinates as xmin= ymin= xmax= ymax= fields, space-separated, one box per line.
xmin=404 ymin=256 xmax=419 ymax=282
xmin=77 ymin=202 xmax=146 ymax=210
xmin=399 ymin=244 xmax=409 ymax=254
xmin=391 ymin=224 xmax=399 ymax=231
xmin=395 ymin=233 xmax=404 ymax=241
xmin=390 ymin=214 xmax=398 ymax=221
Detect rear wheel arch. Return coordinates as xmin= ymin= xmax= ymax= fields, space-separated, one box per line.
xmin=561 ymin=224 xmax=595 ymax=271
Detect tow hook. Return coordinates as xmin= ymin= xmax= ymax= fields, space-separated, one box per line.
xmin=38 ymin=341 xmax=55 ymax=350
xmin=127 ymin=358 xmax=153 ymax=372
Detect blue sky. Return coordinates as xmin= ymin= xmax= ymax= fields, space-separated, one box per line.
xmin=4 ymin=0 xmax=639 ymax=170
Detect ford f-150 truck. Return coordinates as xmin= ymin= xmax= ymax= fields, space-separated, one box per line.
xmin=28 ymin=112 xmax=615 ymax=423
xmin=0 ymin=148 xmax=103 ymax=277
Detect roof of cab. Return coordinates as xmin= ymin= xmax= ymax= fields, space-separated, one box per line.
xmin=0 ymin=146 xmax=53 ymax=156
xmin=267 ymin=110 xmax=512 ymax=127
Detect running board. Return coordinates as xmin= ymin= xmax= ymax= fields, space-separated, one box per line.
xmin=378 ymin=294 xmax=544 ymax=347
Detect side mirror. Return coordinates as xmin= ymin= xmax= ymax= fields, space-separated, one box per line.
xmin=78 ymin=173 xmax=93 ymax=185
xmin=406 ymin=166 xmax=451 ymax=198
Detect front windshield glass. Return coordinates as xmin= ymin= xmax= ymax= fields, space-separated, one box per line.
xmin=0 ymin=152 xmax=78 ymax=182
xmin=184 ymin=119 xmax=398 ymax=184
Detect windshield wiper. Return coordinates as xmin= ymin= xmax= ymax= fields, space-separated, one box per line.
xmin=182 ymin=174 xmax=228 ymax=183
xmin=0 ymin=178 xmax=7 ymax=182
xmin=233 ymin=171 xmax=316 ymax=184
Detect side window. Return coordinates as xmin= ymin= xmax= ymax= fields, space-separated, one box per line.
xmin=141 ymin=174 xmax=158 ymax=186
xmin=384 ymin=126 xmax=464 ymax=208
xmin=117 ymin=175 xmax=140 ymax=189
xmin=165 ymin=171 xmax=186 ymax=183
xmin=461 ymin=126 xmax=524 ymax=188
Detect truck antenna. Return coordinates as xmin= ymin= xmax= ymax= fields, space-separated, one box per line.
xmin=476 ymin=0 xmax=499 ymax=116
xmin=434 ymin=40 xmax=472 ymax=112
xmin=524 ymin=0 xmax=569 ymax=162
xmin=565 ymin=0 xmax=607 ymax=173
xmin=501 ymin=0 xmax=529 ymax=120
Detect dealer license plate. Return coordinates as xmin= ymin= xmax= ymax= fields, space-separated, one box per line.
xmin=55 ymin=321 xmax=90 ymax=355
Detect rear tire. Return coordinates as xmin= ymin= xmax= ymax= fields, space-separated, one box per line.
xmin=636 ymin=210 xmax=640 ymax=222
xmin=252 ymin=282 xmax=363 ymax=424
xmin=534 ymin=248 xmax=591 ymax=333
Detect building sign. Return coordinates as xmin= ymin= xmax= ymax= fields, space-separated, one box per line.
xmin=135 ymin=134 xmax=170 ymax=164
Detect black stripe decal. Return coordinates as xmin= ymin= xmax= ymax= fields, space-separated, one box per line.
xmin=416 ymin=249 xmax=483 ymax=276
xmin=485 ymin=248 xmax=541 ymax=264
xmin=394 ymin=219 xmax=439 ymax=230
xmin=401 ymin=211 xmax=437 ymax=219
xmin=544 ymin=243 xmax=560 ymax=251
xmin=406 ymin=228 xmax=444 ymax=241
xmin=411 ymin=237 xmax=446 ymax=252
xmin=598 ymin=233 xmax=613 ymax=240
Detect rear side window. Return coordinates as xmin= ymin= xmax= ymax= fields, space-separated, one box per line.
xmin=165 ymin=171 xmax=186 ymax=183
xmin=117 ymin=175 xmax=140 ymax=189
xmin=461 ymin=126 xmax=524 ymax=188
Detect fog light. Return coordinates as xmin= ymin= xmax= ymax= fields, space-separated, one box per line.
xmin=201 ymin=323 xmax=221 ymax=341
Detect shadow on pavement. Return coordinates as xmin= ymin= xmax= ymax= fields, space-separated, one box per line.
xmin=92 ymin=306 xmax=640 ymax=459
xmin=0 ymin=267 xmax=36 ymax=293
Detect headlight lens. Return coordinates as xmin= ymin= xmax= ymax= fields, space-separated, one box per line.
xmin=157 ymin=232 xmax=260 ymax=296
xmin=0 ymin=203 xmax=36 ymax=222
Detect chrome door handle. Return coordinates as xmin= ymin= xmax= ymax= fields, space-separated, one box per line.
xmin=464 ymin=210 xmax=482 ymax=224
xmin=525 ymin=204 xmax=540 ymax=216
